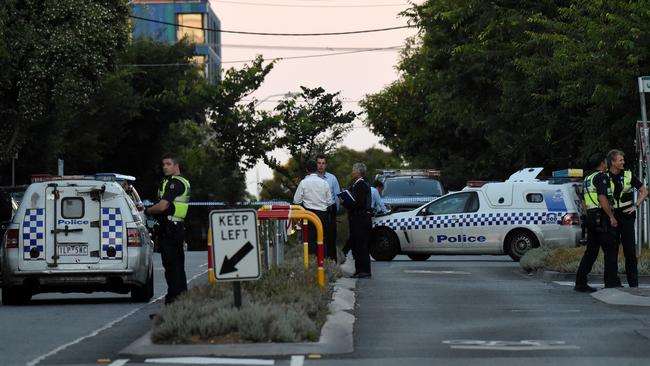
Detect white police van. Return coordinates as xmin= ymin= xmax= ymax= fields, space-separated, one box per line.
xmin=370 ymin=168 xmax=583 ymax=262
xmin=1 ymin=174 xmax=154 ymax=305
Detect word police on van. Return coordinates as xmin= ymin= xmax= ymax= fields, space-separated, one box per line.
xmin=370 ymin=168 xmax=582 ymax=262
xmin=1 ymin=174 xmax=154 ymax=305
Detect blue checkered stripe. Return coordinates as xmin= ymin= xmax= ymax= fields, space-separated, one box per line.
xmin=374 ymin=211 xmax=565 ymax=230
xmin=101 ymin=207 xmax=123 ymax=259
xmin=22 ymin=208 xmax=45 ymax=260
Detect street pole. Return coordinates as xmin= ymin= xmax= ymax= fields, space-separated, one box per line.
xmin=637 ymin=77 xmax=650 ymax=255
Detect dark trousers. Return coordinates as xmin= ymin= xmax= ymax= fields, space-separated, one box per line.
xmin=306 ymin=208 xmax=329 ymax=259
xmin=326 ymin=205 xmax=338 ymax=262
xmin=160 ymin=222 xmax=188 ymax=304
xmin=350 ymin=213 xmax=372 ymax=274
xmin=575 ymin=225 xmax=619 ymax=287
xmin=614 ymin=213 xmax=639 ymax=287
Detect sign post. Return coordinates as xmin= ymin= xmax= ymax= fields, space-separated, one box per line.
xmin=210 ymin=209 xmax=261 ymax=308
xmin=638 ymin=77 xmax=650 ymax=253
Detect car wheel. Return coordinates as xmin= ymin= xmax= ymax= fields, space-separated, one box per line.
xmin=369 ymin=229 xmax=399 ymax=261
xmin=506 ymin=230 xmax=538 ymax=262
xmin=407 ymin=254 xmax=431 ymax=261
xmin=131 ymin=265 xmax=154 ymax=303
xmin=2 ymin=286 xmax=31 ymax=305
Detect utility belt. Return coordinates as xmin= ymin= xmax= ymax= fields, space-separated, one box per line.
xmin=586 ymin=209 xmax=614 ymax=233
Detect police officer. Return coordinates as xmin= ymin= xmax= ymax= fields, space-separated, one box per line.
xmin=575 ymin=153 xmax=619 ymax=292
xmin=145 ymin=153 xmax=191 ymax=304
xmin=341 ymin=163 xmax=372 ymax=279
xmin=607 ymin=149 xmax=648 ymax=288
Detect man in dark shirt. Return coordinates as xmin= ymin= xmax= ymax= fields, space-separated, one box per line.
xmin=607 ymin=149 xmax=648 ymax=288
xmin=145 ymin=153 xmax=191 ymax=304
xmin=341 ymin=162 xmax=372 ymax=278
xmin=575 ymin=153 xmax=619 ymax=292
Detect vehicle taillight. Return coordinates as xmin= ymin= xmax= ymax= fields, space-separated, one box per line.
xmin=5 ymin=229 xmax=18 ymax=248
xmin=127 ymin=228 xmax=142 ymax=247
xmin=561 ymin=213 xmax=580 ymax=225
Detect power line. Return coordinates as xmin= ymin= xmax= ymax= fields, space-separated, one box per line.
xmin=222 ymin=46 xmax=402 ymax=63
xmin=130 ymin=15 xmax=413 ymax=36
xmin=215 ymin=43 xmax=405 ymax=51
xmin=116 ymin=46 xmax=402 ymax=67
xmin=212 ymin=0 xmax=409 ymax=8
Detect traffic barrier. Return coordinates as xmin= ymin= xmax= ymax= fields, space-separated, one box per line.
xmin=257 ymin=206 xmax=326 ymax=289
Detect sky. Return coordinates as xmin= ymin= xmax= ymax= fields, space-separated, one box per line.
xmin=208 ymin=0 xmax=422 ymax=197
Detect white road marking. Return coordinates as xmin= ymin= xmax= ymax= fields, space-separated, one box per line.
xmin=26 ymin=268 xmax=209 ymax=366
xmin=404 ymin=270 xmax=471 ymax=275
xmin=290 ymin=355 xmax=305 ymax=366
xmin=109 ymin=359 xmax=130 ymax=366
xmin=554 ymin=281 xmax=650 ymax=288
xmin=144 ymin=357 xmax=274 ymax=365
xmin=443 ymin=339 xmax=580 ymax=351
xmin=510 ymin=309 xmax=581 ymax=313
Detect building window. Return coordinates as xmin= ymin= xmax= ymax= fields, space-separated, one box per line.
xmin=191 ymin=55 xmax=206 ymax=77
xmin=177 ymin=13 xmax=204 ymax=43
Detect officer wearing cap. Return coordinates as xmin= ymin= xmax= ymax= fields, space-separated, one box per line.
xmin=607 ymin=149 xmax=648 ymax=288
xmin=145 ymin=152 xmax=191 ymax=304
xmin=575 ymin=153 xmax=619 ymax=292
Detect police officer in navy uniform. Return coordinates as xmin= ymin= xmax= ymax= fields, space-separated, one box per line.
xmin=145 ymin=153 xmax=191 ymax=304
xmin=575 ymin=153 xmax=619 ymax=292
xmin=607 ymin=149 xmax=648 ymax=288
xmin=342 ymin=163 xmax=373 ymax=278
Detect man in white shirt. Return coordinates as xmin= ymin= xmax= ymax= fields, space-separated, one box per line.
xmin=316 ymin=154 xmax=341 ymax=262
xmin=294 ymin=160 xmax=331 ymax=256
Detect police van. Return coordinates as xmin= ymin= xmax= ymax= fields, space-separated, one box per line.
xmin=1 ymin=174 xmax=154 ymax=305
xmin=370 ymin=168 xmax=583 ymax=262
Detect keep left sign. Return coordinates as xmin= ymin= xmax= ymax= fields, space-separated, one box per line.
xmin=210 ymin=209 xmax=260 ymax=281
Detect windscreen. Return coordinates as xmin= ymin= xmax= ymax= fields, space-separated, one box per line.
xmin=382 ymin=178 xmax=444 ymax=197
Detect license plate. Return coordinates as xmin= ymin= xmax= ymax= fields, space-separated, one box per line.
xmin=57 ymin=244 xmax=88 ymax=256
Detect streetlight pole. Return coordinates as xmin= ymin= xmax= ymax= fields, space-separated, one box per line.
xmin=253 ymin=92 xmax=299 ymax=107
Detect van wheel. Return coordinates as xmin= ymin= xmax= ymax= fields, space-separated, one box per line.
xmin=2 ymin=286 xmax=31 ymax=305
xmin=407 ymin=254 xmax=431 ymax=261
xmin=506 ymin=230 xmax=538 ymax=262
xmin=369 ymin=229 xmax=399 ymax=261
xmin=131 ymin=266 xmax=154 ymax=303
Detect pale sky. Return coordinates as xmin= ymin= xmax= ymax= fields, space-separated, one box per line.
xmin=208 ymin=0 xmax=421 ymax=197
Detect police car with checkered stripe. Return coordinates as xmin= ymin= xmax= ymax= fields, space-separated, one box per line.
xmin=370 ymin=168 xmax=583 ymax=262
xmin=1 ymin=174 xmax=154 ymax=305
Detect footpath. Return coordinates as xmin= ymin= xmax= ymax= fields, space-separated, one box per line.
xmin=120 ymin=260 xmax=650 ymax=359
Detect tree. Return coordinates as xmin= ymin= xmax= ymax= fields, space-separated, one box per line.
xmin=205 ymin=55 xmax=280 ymax=203
xmin=362 ymin=1 xmax=650 ymax=189
xmin=0 ymin=0 xmax=129 ymax=165
xmin=261 ymin=86 xmax=356 ymax=194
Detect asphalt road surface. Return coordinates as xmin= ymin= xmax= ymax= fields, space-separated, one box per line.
xmin=2 ymin=254 xmax=650 ymax=366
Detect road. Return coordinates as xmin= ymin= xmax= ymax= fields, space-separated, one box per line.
xmin=0 ymin=252 xmax=209 ymax=366
xmin=2 ymin=254 xmax=650 ymax=366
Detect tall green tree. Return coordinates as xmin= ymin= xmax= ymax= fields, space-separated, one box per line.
xmin=362 ymin=0 xmax=650 ymax=189
xmin=205 ymin=55 xmax=280 ymax=203
xmin=0 ymin=0 xmax=129 ymax=166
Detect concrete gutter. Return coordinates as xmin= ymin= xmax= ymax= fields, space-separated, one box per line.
xmin=120 ymin=273 xmax=357 ymax=357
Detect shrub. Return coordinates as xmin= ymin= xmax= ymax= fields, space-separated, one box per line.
xmin=151 ymin=239 xmax=341 ymax=344
xmin=520 ymin=246 xmax=650 ymax=275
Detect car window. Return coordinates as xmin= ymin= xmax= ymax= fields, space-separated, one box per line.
xmin=423 ymin=192 xmax=477 ymax=215
xmin=382 ymin=178 xmax=444 ymax=197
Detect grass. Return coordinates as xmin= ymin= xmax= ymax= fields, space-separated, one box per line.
xmin=520 ymin=246 xmax=650 ymax=275
xmin=151 ymin=241 xmax=342 ymax=344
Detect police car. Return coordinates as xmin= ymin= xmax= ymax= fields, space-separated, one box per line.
xmin=1 ymin=174 xmax=154 ymax=305
xmin=370 ymin=168 xmax=583 ymax=262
